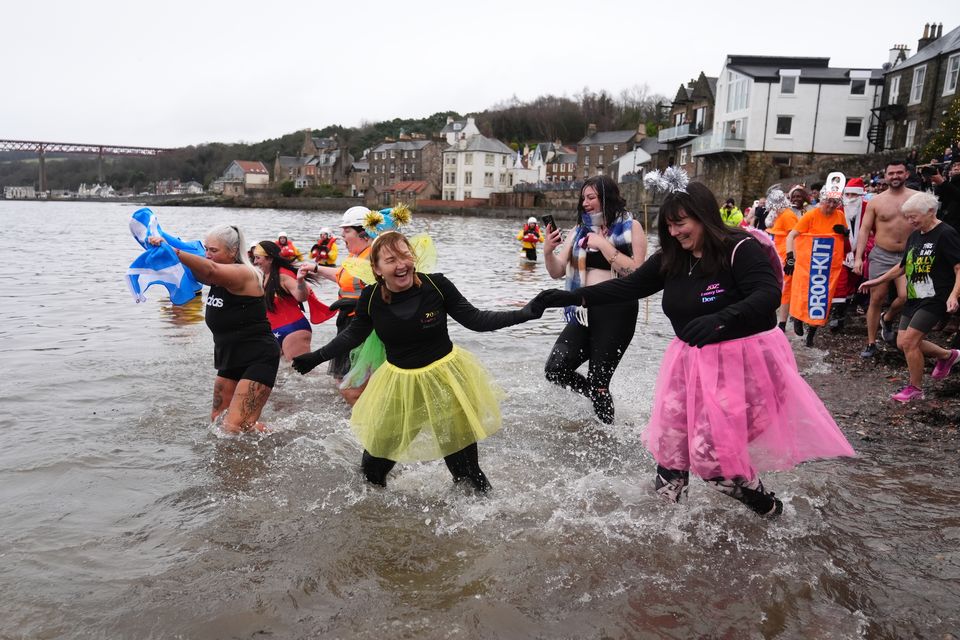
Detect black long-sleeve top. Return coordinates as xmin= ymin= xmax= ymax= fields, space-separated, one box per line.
xmin=314 ymin=273 xmax=532 ymax=369
xmin=578 ymin=239 xmax=781 ymax=343
xmin=936 ymin=177 xmax=960 ymax=232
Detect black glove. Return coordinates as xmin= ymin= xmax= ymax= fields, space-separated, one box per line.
xmin=539 ymin=289 xmax=581 ymax=308
xmin=681 ymin=314 xmax=726 ymax=348
xmin=292 ymin=349 xmax=328 ymax=374
xmin=329 ymin=298 xmax=357 ymax=313
xmin=832 ymin=224 xmax=850 ymax=236
xmin=783 ymin=251 xmax=795 ymax=276
xmin=521 ymin=290 xmax=550 ymax=319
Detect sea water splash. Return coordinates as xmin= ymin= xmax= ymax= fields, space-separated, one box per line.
xmin=0 ymin=201 xmax=958 ymax=638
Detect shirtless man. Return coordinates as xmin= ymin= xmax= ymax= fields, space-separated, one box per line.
xmin=853 ymin=160 xmax=919 ymax=358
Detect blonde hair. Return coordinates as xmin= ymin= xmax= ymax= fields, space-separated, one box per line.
xmin=370 ymin=231 xmax=421 ymax=302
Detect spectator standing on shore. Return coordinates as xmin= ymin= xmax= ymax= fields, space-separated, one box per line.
xmin=719 ymin=198 xmax=743 ymax=227
xmin=853 ymin=161 xmax=919 ymax=358
xmin=858 ymin=192 xmax=960 ymax=403
xmin=931 ymin=162 xmax=960 ymax=231
xmin=752 ymin=197 xmax=768 ymax=231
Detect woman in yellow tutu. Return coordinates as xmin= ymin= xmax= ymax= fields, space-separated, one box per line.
xmin=293 ymin=231 xmax=548 ymax=491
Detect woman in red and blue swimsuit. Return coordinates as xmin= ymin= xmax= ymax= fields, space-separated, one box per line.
xmin=253 ymin=241 xmax=312 ymax=361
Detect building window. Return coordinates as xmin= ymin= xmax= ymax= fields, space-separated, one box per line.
xmin=464 ymin=171 xmax=472 ymax=185
xmin=464 ymin=191 xmax=471 ymax=199
xmin=781 ymin=76 xmax=796 ymax=95
xmin=584 ymin=146 xmax=590 ymax=153
xmin=844 ymin=118 xmax=862 ymax=138
xmin=598 ymin=145 xmax=604 ymax=152
xmin=444 ymin=172 xmax=455 ymax=185
xmin=776 ymin=116 xmax=792 ymax=136
xmin=464 ymin=153 xmax=473 ymax=164
xmin=945 ymin=54 xmax=960 ymax=95
xmin=910 ymin=65 xmax=926 ymax=104
xmin=850 ymin=79 xmax=866 ymax=95
xmin=485 ymin=153 xmax=494 ymax=165
xmin=726 ymin=70 xmax=750 ymax=112
xmin=905 ymin=120 xmax=917 ymax=147
xmin=445 ymin=155 xmax=456 ymax=165
xmin=484 ymin=172 xmax=493 ymax=187
xmin=884 ymin=123 xmax=895 ymax=149
xmin=888 ymin=75 xmax=901 ymax=105
xmin=679 ymin=147 xmax=690 ymax=165
xmin=613 ymin=145 xmax=619 ymax=151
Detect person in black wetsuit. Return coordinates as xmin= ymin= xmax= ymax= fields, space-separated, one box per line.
xmin=151 ymin=225 xmax=280 ymax=434
xmin=292 ymin=231 xmax=548 ymax=491
xmin=537 ymin=180 xmax=855 ymax=517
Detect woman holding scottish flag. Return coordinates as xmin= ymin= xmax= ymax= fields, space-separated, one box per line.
xmin=150 ymin=224 xmax=280 ymax=434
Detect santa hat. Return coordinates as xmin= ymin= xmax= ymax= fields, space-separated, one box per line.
xmin=844 ymin=177 xmax=865 ymax=195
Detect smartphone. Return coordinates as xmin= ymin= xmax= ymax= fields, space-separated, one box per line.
xmin=540 ymin=215 xmax=557 ymax=232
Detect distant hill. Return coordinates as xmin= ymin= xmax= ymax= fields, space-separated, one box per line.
xmin=0 ymin=87 xmax=665 ymax=190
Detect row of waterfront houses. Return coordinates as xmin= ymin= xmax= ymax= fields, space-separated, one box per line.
xmin=143 ymin=21 xmax=960 ymax=209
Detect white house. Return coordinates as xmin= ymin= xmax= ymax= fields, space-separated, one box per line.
xmin=695 ymin=55 xmax=883 ymax=158
xmin=610 ymin=148 xmax=653 ymax=181
xmin=441 ymin=134 xmax=515 ymax=201
xmin=3 ymin=185 xmax=36 ymax=199
xmin=221 ymin=160 xmax=270 ymax=188
xmin=439 ymin=116 xmax=481 ymax=146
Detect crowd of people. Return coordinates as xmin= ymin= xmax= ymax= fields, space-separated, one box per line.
xmin=142 ymin=156 xmax=960 ymax=518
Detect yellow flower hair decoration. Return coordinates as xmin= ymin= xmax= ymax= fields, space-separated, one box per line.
xmin=391 ymin=202 xmax=411 ymax=226
xmin=363 ymin=210 xmax=385 ymax=232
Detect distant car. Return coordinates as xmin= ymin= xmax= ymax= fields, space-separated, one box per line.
xmin=138 ymin=192 xmax=152 ymax=196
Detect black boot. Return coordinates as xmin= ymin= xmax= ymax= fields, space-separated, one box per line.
xmin=705 ymin=476 xmax=783 ymax=517
xmin=444 ymin=443 xmax=491 ymax=493
xmin=778 ymin=321 xmax=787 ymax=332
xmin=590 ymin=387 xmax=615 ymax=424
xmin=828 ymin=302 xmax=847 ymax=333
xmin=654 ymin=465 xmax=690 ymax=503
xmin=361 ymin=450 xmax=396 ymax=487
xmin=804 ymin=325 xmax=818 ymax=348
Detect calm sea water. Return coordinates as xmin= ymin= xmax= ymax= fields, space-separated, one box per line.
xmin=1 ymin=200 xmax=958 ymax=639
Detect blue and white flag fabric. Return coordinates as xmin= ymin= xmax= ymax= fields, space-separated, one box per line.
xmin=126 ymin=208 xmax=205 ymax=305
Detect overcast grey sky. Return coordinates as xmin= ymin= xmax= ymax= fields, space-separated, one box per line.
xmin=3 ymin=0 xmax=958 ymax=148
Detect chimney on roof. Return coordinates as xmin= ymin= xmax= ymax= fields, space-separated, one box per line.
xmin=888 ymin=44 xmax=911 ymax=65
xmin=446 ymin=116 xmax=454 ymax=124
xmin=586 ymin=123 xmax=597 ymax=136
xmin=937 ymin=23 xmax=943 ymax=38
xmin=918 ymin=22 xmax=938 ymax=51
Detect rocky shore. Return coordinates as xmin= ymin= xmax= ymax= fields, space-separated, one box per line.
xmin=796 ymin=313 xmax=959 ymax=448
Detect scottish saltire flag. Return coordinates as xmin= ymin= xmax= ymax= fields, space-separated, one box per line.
xmin=126 ymin=208 xmax=206 ymax=305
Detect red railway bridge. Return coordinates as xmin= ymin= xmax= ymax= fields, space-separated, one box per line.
xmin=0 ymin=139 xmax=173 ymax=192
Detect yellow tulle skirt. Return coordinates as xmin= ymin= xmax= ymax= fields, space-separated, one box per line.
xmin=349 ymin=346 xmax=505 ymax=462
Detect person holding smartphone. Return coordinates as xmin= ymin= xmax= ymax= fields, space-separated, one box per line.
xmin=542 ymin=175 xmax=647 ymax=423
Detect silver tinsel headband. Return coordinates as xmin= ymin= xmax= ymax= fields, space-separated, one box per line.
xmin=643 ymin=166 xmax=690 ymax=195
xmin=765 ymin=184 xmax=790 ymax=214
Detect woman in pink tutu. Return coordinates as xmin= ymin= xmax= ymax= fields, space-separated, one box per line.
xmin=539 ymin=174 xmax=855 ymax=517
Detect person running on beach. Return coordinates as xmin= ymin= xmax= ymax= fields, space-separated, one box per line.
xmin=150 ymin=225 xmax=280 ymax=434
xmin=537 ymin=174 xmax=855 ymax=517
xmin=292 ymin=231 xmax=549 ymax=491
xmin=858 ymin=192 xmax=960 ymax=403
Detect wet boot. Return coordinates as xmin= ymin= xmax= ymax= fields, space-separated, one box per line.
xmin=361 ymin=450 xmax=396 ymax=487
xmin=778 ymin=321 xmax=787 ymax=332
xmin=705 ymin=476 xmax=783 ymax=517
xmin=590 ymin=387 xmax=615 ymax=424
xmin=444 ymin=443 xmax=491 ymax=493
xmin=828 ymin=302 xmax=847 ymax=333
xmin=654 ymin=465 xmax=690 ymax=503
xmin=792 ymin=318 xmax=804 ymax=336
xmin=804 ymin=325 xmax=818 ymax=348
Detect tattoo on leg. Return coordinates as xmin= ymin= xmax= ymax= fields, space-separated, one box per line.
xmin=212 ymin=381 xmax=226 ymax=413
xmin=239 ymin=382 xmax=271 ymax=431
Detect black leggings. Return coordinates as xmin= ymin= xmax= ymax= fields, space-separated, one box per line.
xmin=544 ymin=300 xmax=639 ymax=398
xmin=361 ymin=442 xmax=490 ymax=492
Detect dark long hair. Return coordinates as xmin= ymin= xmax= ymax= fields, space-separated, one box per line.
xmin=657 ymin=182 xmax=749 ymax=277
xmin=257 ymin=240 xmax=298 ymax=312
xmin=577 ymin=175 xmax=627 ymax=228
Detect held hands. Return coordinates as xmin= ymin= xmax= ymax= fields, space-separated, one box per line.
xmin=783 ymin=252 xmax=796 ymax=276
xmin=292 ymin=349 xmax=327 ymax=375
xmin=832 ymin=224 xmax=850 ymax=236
xmin=681 ymin=314 xmax=726 ymax=348
xmin=521 ymin=290 xmax=552 ymax=319
xmin=297 ymin=264 xmax=316 ymax=280
xmin=538 ymin=289 xmax=581 ymax=309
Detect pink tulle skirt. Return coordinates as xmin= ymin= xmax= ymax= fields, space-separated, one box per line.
xmin=645 ymin=329 xmax=855 ymax=480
